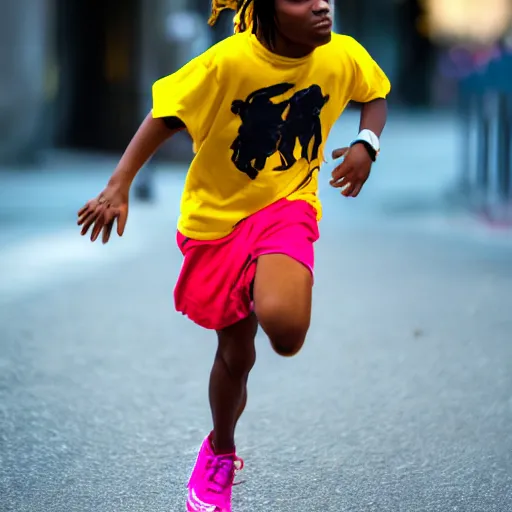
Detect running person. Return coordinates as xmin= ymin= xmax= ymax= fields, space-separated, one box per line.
xmin=77 ymin=1 xmax=391 ymax=510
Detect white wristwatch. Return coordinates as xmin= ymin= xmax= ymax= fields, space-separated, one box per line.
xmin=350 ymin=129 xmax=380 ymax=162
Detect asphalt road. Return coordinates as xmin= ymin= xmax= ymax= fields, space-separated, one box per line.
xmin=1 ymin=115 xmax=512 ymax=511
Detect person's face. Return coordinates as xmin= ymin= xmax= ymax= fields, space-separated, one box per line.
xmin=275 ymin=0 xmax=333 ymax=49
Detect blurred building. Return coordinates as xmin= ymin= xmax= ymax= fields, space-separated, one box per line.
xmin=0 ymin=0 xmax=211 ymax=165
xmin=0 ymin=0 xmax=510 ymax=165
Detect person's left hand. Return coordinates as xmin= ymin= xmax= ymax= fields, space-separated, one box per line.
xmin=330 ymin=144 xmax=373 ymax=197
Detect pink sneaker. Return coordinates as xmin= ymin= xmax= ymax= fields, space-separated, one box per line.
xmin=186 ymin=433 xmax=244 ymax=512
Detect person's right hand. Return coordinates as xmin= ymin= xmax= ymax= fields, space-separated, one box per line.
xmin=77 ymin=182 xmax=129 ymax=244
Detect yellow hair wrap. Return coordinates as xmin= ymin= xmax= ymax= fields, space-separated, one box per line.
xmin=208 ymin=0 xmax=254 ymax=34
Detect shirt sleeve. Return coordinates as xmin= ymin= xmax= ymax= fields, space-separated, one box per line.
xmin=152 ymin=47 xmax=218 ymax=146
xmin=346 ymin=37 xmax=391 ymax=103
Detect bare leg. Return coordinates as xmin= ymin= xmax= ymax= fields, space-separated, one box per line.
xmin=253 ymin=254 xmax=312 ymax=357
xmin=209 ymin=313 xmax=258 ymax=454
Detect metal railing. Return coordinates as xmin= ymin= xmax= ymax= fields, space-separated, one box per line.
xmin=459 ymin=52 xmax=512 ymax=223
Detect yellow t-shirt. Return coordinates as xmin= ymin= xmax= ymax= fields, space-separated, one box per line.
xmin=152 ymin=32 xmax=391 ymax=240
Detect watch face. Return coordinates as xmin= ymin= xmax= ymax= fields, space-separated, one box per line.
xmin=362 ymin=129 xmax=380 ymax=152
xmin=371 ymin=136 xmax=380 ymax=152
xmin=351 ymin=130 xmax=380 ymax=159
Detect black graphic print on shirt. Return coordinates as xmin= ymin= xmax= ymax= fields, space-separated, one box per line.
xmin=230 ymin=83 xmax=330 ymax=180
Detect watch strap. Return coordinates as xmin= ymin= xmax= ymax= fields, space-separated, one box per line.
xmin=350 ymin=129 xmax=380 ymax=162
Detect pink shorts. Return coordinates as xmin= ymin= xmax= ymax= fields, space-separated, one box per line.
xmin=174 ymin=198 xmax=319 ymax=330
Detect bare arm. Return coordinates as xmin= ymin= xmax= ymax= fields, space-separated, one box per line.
xmin=109 ymin=113 xmax=185 ymax=190
xmin=330 ymin=97 xmax=388 ymax=198
xmin=359 ymin=98 xmax=388 ymax=137
xmin=77 ymin=113 xmax=184 ymax=243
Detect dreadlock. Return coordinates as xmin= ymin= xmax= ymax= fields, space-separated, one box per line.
xmin=208 ymin=0 xmax=277 ymax=49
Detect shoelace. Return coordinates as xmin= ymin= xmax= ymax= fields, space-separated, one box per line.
xmin=205 ymin=454 xmax=245 ymax=494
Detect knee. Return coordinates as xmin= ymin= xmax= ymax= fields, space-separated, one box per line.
xmin=257 ymin=305 xmax=310 ymax=358
xmin=270 ymin=326 xmax=308 ymax=357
